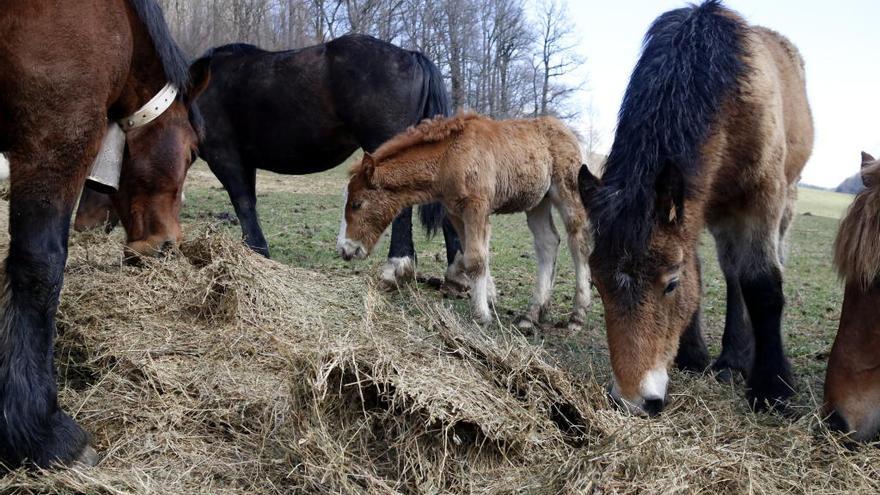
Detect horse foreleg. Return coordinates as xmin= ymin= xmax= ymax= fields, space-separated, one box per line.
xmin=516 ymin=199 xmax=559 ymax=331
xmin=380 ymin=207 xmax=417 ymax=291
xmin=674 ymin=258 xmax=711 ymax=373
xmin=460 ymin=209 xmax=492 ymax=325
xmin=206 ymin=149 xmax=269 ymax=257
xmin=710 ymin=274 xmax=754 ymax=381
xmin=0 ymin=129 xmax=103 ymax=467
xmin=714 ymin=219 xmax=795 ymax=411
xmin=442 ymin=219 xmax=469 ymax=291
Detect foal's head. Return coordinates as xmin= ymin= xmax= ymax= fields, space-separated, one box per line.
xmin=824 ymin=152 xmax=880 ymax=442
xmin=337 ymin=153 xmax=406 ymax=260
xmin=116 ymin=63 xmax=210 ymax=258
xmin=580 ymin=164 xmax=702 ymax=416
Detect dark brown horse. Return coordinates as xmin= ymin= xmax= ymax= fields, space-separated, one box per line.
xmin=824 ymin=152 xmax=880 ymax=442
xmin=0 ymin=0 xmax=208 ymax=467
xmin=579 ymin=1 xmax=812 ymax=416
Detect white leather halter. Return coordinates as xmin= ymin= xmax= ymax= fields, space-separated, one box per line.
xmin=86 ymin=83 xmax=179 ymax=190
xmin=120 ymin=83 xmax=179 ymax=131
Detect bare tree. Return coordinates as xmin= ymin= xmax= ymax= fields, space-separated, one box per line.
xmin=156 ymin=0 xmax=587 ymax=128
xmin=532 ymin=0 xmax=582 ymax=119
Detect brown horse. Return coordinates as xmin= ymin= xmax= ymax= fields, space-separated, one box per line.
xmin=579 ymin=1 xmax=812 ymax=416
xmin=824 ymin=152 xmax=880 ymax=442
xmin=0 ymin=0 xmax=208 ymax=467
xmin=337 ymin=114 xmax=590 ymax=327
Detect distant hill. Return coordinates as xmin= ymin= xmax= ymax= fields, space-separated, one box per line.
xmin=835 ymin=173 xmax=864 ymax=194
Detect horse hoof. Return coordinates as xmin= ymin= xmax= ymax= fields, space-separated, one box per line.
xmin=711 ymin=359 xmax=747 ymax=383
xmin=74 ymin=445 xmax=99 ymax=467
xmin=514 ymin=315 xmax=537 ymax=334
xmin=566 ymin=318 xmax=583 ymax=332
xmin=747 ymin=372 xmax=796 ymax=414
xmin=378 ymin=257 xmax=415 ymax=291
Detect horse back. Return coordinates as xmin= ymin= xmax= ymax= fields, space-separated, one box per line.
xmin=196 ymin=35 xmax=434 ymax=173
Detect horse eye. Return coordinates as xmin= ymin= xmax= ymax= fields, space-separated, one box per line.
xmin=351 ymin=200 xmax=362 ymax=210
xmin=664 ymin=278 xmax=680 ymax=295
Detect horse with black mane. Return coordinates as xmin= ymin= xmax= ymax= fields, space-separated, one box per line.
xmin=824 ymin=152 xmax=880 ymax=442
xmin=190 ymin=35 xmax=462 ymax=288
xmin=0 ymin=0 xmax=209 ymax=467
xmin=579 ymin=0 xmax=813 ymax=416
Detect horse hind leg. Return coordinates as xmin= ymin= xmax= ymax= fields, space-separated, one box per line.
xmin=554 ymin=194 xmax=592 ymax=331
xmin=777 ymin=184 xmax=797 ymax=266
xmin=516 ymin=198 xmax=560 ymax=332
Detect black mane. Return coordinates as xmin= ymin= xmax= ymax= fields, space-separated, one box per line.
xmin=590 ymin=0 xmax=746 ymax=257
xmin=128 ymin=0 xmax=190 ymax=93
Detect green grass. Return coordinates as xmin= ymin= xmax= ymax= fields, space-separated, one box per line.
xmin=797 ymin=187 xmax=854 ymax=219
xmin=182 ymin=166 xmax=853 ymax=402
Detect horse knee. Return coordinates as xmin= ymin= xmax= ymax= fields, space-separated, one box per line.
xmin=463 ymin=253 xmax=486 ymax=279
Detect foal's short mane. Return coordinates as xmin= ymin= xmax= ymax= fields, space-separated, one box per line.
xmin=369 ymin=113 xmax=483 ymax=166
xmin=834 ymin=164 xmax=880 ymax=289
xmin=589 ymin=0 xmax=747 ymax=256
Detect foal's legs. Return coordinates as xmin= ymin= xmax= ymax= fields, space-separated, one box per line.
xmin=713 ymin=214 xmax=795 ymax=410
xmin=0 ymin=115 xmax=104 ymax=467
xmin=555 ymin=196 xmax=592 ymax=330
xmin=457 ymin=207 xmax=493 ymax=325
xmin=516 ymin=199 xmax=559 ymax=330
xmin=205 ymin=147 xmax=269 ymax=257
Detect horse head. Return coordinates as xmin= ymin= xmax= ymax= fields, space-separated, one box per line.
xmin=113 ymin=60 xmax=210 ymax=258
xmin=825 ymin=151 xmax=880 ymax=442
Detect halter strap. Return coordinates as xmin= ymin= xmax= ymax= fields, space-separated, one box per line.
xmin=119 ymin=83 xmax=179 ymax=131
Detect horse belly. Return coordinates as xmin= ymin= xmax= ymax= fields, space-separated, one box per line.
xmin=492 ymin=164 xmax=552 ymax=214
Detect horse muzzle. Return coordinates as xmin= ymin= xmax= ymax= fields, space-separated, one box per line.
xmin=337 ymin=238 xmax=368 ymax=261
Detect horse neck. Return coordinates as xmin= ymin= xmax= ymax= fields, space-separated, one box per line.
xmin=375 ymin=153 xmax=443 ymax=206
xmin=116 ymin=2 xmax=175 ymax=116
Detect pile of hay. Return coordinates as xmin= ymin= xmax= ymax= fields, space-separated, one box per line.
xmin=0 ymin=224 xmax=878 ymax=494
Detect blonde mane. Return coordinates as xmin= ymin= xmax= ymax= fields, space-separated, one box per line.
xmin=834 ymin=163 xmax=880 ymax=288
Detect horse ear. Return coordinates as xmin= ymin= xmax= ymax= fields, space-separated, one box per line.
xmin=862 ymin=151 xmax=876 ymax=168
xmin=362 ymin=153 xmax=376 ymax=185
xmin=578 ymin=164 xmax=600 ymax=209
xmin=186 ymin=58 xmax=212 ymax=105
xmin=862 ymin=152 xmax=879 ymax=188
xmin=656 ymin=161 xmax=685 ymax=226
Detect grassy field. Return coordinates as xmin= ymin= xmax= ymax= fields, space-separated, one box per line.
xmin=181 ymin=160 xmax=854 ymax=407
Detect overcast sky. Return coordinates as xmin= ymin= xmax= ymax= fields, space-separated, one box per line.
xmin=568 ymin=0 xmax=880 ymax=188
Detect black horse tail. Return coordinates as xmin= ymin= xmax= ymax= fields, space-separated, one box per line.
xmin=413 ymin=51 xmax=453 ymax=237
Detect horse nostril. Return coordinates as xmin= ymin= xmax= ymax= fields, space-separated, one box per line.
xmin=159 ymin=240 xmax=175 ymax=254
xmin=643 ymin=398 xmax=665 ymax=417
xmin=825 ymin=409 xmax=850 ymax=434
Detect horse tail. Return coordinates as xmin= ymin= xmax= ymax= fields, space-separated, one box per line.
xmin=413 ymin=51 xmax=452 ymax=237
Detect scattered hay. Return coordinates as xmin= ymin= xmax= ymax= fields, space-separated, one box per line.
xmin=0 ymin=224 xmax=877 ymax=494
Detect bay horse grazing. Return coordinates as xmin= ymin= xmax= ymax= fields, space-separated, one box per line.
xmin=579 ymin=1 xmax=813 ymax=416
xmin=337 ymin=114 xmax=591 ymax=328
xmin=824 ymin=152 xmax=880 ymax=442
xmin=0 ymin=0 xmax=209 ymax=467
xmin=191 ymin=35 xmax=462 ymax=289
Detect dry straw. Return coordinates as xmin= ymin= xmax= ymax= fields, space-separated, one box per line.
xmin=0 ymin=223 xmax=876 ymax=494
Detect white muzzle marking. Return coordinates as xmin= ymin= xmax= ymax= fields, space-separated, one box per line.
xmin=609 ymin=364 xmax=669 ymax=416
xmin=337 ymin=185 xmax=368 ymax=260
xmin=639 ymin=366 xmax=669 ymax=401
xmin=0 ymin=153 xmax=9 ymax=181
